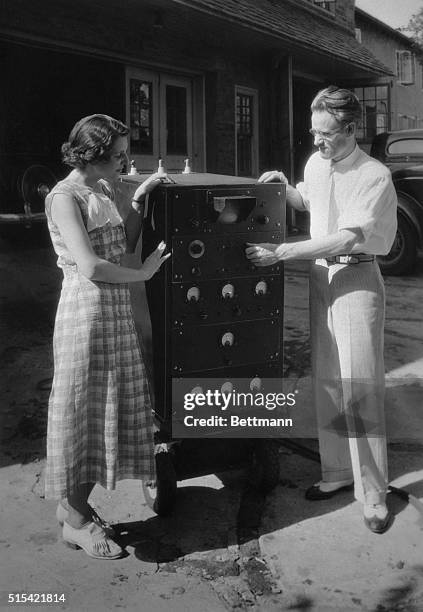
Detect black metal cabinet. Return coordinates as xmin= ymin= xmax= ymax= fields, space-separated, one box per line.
xmin=122 ymin=173 xmax=286 ymax=424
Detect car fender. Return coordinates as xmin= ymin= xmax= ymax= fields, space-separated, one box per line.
xmin=394 ymin=188 xmax=423 ymax=248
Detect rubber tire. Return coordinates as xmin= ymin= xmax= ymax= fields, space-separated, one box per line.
xmin=250 ymin=440 xmax=281 ymax=494
xmin=377 ymin=211 xmax=417 ymax=276
xmin=142 ymin=451 xmax=177 ymax=517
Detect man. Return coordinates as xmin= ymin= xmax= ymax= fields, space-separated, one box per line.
xmin=246 ymin=86 xmax=397 ymax=534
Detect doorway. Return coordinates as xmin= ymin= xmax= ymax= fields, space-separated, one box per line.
xmin=292 ymin=77 xmax=321 ymax=182
xmin=126 ymin=67 xmax=194 ymax=173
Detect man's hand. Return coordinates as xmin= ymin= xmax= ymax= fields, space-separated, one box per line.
xmin=245 ymin=242 xmax=281 ymax=266
xmin=257 ymin=170 xmax=288 ymax=184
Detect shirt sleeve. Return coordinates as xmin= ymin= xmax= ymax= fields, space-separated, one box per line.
xmin=295 ymin=180 xmax=310 ymax=211
xmin=337 ymin=171 xmax=398 ymax=254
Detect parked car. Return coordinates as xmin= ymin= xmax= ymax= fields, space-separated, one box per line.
xmin=371 ymin=129 xmax=423 ymax=275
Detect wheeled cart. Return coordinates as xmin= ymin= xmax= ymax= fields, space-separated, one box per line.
xmin=119 ymin=171 xmax=286 ymax=515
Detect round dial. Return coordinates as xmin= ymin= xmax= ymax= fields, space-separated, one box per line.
xmin=255 ymin=280 xmax=268 ymax=296
xmin=250 ymin=377 xmax=262 ymax=392
xmin=190 ymin=386 xmax=204 ymax=396
xmin=221 ymin=332 xmax=234 ymax=347
xmin=221 ymin=381 xmax=233 ymax=394
xmin=188 ymin=240 xmax=205 ymax=259
xmin=187 ymin=286 xmax=200 ymax=302
xmin=222 ymin=283 xmax=235 ymax=299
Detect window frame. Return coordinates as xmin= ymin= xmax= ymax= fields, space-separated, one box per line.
xmin=305 ymin=0 xmax=336 ymax=15
xmin=234 ymin=85 xmax=259 ymax=177
xmin=125 ymin=67 xmax=196 ymax=173
xmin=396 ymin=50 xmax=416 ymax=85
xmin=353 ymin=84 xmax=390 ymax=143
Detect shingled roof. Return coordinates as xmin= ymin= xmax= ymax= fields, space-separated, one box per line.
xmin=170 ymin=0 xmax=392 ymax=75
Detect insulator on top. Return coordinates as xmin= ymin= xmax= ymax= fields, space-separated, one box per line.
xmin=157 ymin=158 xmax=166 ymax=176
xmin=129 ymin=160 xmax=138 ymax=175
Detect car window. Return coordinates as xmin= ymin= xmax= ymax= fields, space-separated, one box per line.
xmin=387 ymin=139 xmax=423 ymax=155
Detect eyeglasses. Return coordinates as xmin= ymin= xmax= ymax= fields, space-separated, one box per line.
xmin=309 ymin=124 xmax=350 ymax=140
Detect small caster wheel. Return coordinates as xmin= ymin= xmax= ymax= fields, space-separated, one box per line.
xmin=142 ymin=449 xmax=177 ymax=516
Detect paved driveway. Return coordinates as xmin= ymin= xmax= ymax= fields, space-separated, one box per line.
xmin=0 ymin=238 xmax=422 ymax=611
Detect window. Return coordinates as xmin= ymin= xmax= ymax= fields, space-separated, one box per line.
xmin=306 ymin=0 xmax=336 ymax=14
xmin=235 ymin=87 xmax=258 ymax=177
xmin=126 ymin=68 xmax=194 ymax=172
xmin=396 ymin=50 xmax=415 ymax=85
xmin=129 ymin=79 xmax=154 ymax=155
xmin=388 ymin=138 xmax=423 ymax=156
xmin=355 ymin=28 xmax=362 ymax=43
xmin=354 ymin=86 xmax=389 ymax=141
xmin=397 ymin=115 xmax=417 ymax=130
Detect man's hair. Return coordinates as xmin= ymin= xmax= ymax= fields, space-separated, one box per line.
xmin=311 ymin=86 xmax=362 ymax=125
xmin=62 ymin=114 xmax=129 ymax=168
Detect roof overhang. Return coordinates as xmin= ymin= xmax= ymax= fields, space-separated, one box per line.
xmin=168 ymin=0 xmax=393 ymax=78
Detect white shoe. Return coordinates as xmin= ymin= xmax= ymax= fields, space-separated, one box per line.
xmin=56 ymin=502 xmax=116 ymax=537
xmin=62 ymin=521 xmax=123 ymax=559
xmin=363 ymin=503 xmax=388 ymax=520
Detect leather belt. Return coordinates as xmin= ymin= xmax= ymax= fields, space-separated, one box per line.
xmin=325 ymin=254 xmax=375 ymax=265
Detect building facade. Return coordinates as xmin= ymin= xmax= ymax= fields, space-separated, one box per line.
xmin=355 ymin=8 xmax=423 ymax=148
xmin=1 ymin=0 xmax=390 ymax=208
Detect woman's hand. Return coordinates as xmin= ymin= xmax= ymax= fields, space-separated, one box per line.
xmin=140 ymin=241 xmax=171 ymax=280
xmin=132 ymin=172 xmax=168 ymax=213
xmin=245 ymin=242 xmax=281 ymax=266
xmin=257 ymin=170 xmax=288 ymax=184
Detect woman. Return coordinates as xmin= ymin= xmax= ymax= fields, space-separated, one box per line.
xmin=44 ymin=114 xmax=170 ymax=559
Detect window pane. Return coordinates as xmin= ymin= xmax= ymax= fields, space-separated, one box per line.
xmin=356 ymin=85 xmax=388 ymax=141
xmin=236 ymin=93 xmax=253 ymax=176
xmin=376 ymin=86 xmax=388 ymax=100
xmin=312 ymin=0 xmax=336 ymax=13
xmin=166 ymin=85 xmax=187 ymax=155
xmin=388 ymin=139 xmax=423 ymax=154
xmin=364 ymin=87 xmax=375 ymax=100
xmin=130 ymin=79 xmax=153 ymax=155
xmin=354 ymin=87 xmax=364 ymax=102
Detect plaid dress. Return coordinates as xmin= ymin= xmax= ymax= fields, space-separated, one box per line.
xmin=44 ymin=179 xmax=155 ymax=500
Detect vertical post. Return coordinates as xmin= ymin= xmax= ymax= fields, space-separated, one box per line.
xmin=269 ymin=54 xmax=295 ymax=228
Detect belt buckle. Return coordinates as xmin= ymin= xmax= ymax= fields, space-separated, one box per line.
xmin=337 ymin=255 xmax=359 ymax=264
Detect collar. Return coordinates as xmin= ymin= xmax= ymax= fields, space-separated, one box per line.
xmin=331 ymin=144 xmax=361 ymax=170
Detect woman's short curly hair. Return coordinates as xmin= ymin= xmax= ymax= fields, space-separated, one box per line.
xmin=311 ymin=85 xmax=362 ymax=126
xmin=61 ymin=114 xmax=129 ymax=169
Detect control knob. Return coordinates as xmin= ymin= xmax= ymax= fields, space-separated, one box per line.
xmin=188 ymin=239 xmax=205 ymax=259
xmin=256 ymin=214 xmax=270 ymax=225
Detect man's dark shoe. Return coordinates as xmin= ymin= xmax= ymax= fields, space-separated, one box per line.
xmin=305 ymin=482 xmax=354 ymax=500
xmin=363 ymin=509 xmax=394 ymax=534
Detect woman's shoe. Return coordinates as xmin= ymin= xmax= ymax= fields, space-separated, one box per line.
xmin=62 ymin=521 xmax=123 ymax=560
xmin=56 ymin=502 xmax=116 ymax=537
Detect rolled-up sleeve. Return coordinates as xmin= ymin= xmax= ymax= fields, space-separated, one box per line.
xmin=337 ymin=172 xmax=398 ymax=255
xmin=295 ymin=180 xmax=310 ymax=211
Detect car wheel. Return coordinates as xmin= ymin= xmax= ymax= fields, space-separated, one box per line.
xmin=377 ymin=212 xmax=417 ymax=276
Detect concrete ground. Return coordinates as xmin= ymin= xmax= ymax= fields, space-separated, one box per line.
xmin=0 ymin=232 xmax=423 ymax=611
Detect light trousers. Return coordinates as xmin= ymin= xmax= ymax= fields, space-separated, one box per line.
xmin=310 ymin=260 xmax=388 ymax=505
